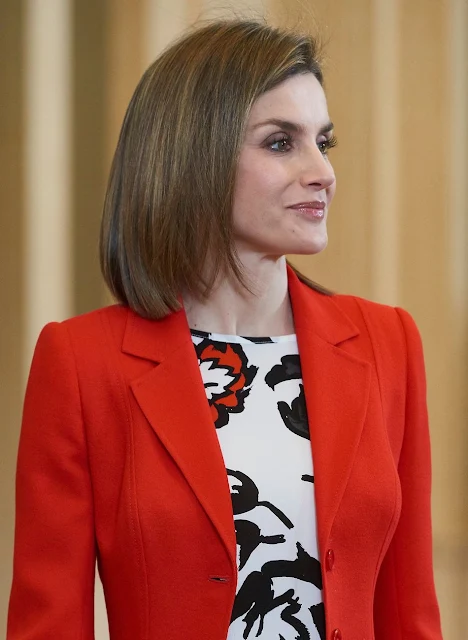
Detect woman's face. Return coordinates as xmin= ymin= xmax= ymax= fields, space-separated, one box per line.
xmin=232 ymin=73 xmax=337 ymax=261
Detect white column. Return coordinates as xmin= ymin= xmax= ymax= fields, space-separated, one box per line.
xmin=448 ymin=0 xmax=468 ymax=320
xmin=200 ymin=0 xmax=267 ymax=22
xmin=144 ymin=0 xmax=189 ymax=66
xmin=23 ymin=0 xmax=72 ymax=376
xmin=370 ymin=0 xmax=400 ymax=305
xmin=144 ymin=0 xmax=270 ymax=67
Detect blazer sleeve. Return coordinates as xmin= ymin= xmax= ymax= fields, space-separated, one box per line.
xmin=7 ymin=322 xmax=96 ymax=639
xmin=373 ymin=308 xmax=443 ymax=639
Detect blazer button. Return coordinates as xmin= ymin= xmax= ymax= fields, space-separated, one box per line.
xmin=331 ymin=629 xmax=342 ymax=640
xmin=326 ymin=549 xmax=335 ymax=571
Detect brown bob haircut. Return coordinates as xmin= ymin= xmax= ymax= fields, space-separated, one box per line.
xmin=100 ymin=18 xmax=332 ymax=320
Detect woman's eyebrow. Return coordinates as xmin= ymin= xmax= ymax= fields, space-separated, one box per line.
xmin=249 ymin=118 xmax=334 ymax=135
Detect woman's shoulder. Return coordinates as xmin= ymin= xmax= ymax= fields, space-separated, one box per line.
xmin=39 ymin=304 xmax=130 ymax=360
xmin=331 ymin=291 xmax=403 ymax=326
xmin=331 ymin=291 xmax=420 ymax=338
xmin=328 ymin=290 xmax=424 ymax=368
xmin=61 ymin=302 xmax=128 ymax=330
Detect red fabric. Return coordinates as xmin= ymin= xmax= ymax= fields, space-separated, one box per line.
xmin=7 ymin=266 xmax=443 ymax=639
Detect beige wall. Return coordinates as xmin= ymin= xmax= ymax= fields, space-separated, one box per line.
xmin=1 ymin=1 xmax=466 ymax=638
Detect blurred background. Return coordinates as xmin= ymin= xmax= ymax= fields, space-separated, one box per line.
xmin=1 ymin=0 xmax=467 ymax=637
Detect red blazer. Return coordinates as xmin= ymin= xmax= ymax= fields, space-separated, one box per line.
xmin=8 ymin=267 xmax=442 ymax=640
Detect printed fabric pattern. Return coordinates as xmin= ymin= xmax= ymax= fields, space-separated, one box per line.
xmin=191 ymin=329 xmax=324 ymax=640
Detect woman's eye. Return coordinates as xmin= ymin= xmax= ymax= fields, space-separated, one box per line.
xmin=318 ymin=135 xmax=338 ymax=155
xmin=268 ymin=136 xmax=292 ymax=153
xmin=266 ymin=134 xmax=338 ymax=154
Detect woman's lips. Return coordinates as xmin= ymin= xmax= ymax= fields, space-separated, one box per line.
xmin=288 ymin=201 xmax=326 ymax=220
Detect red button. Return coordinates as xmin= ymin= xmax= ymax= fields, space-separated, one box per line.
xmin=332 ymin=629 xmax=342 ymax=640
xmin=326 ymin=549 xmax=335 ymax=571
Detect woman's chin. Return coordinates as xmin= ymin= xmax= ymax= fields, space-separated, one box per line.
xmin=286 ymin=233 xmax=328 ymax=256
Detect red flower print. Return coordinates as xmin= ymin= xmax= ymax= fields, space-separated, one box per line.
xmin=195 ymin=339 xmax=258 ymax=428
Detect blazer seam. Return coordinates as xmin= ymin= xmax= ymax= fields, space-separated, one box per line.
xmin=394 ymin=307 xmax=412 ymax=458
xmin=63 ymin=322 xmax=97 ymax=640
xmin=391 ymin=306 xmax=413 ymax=639
xmin=390 ymin=543 xmax=404 ymax=640
xmin=101 ymin=309 xmax=150 ymax=640
xmin=351 ymin=299 xmax=404 ymax=637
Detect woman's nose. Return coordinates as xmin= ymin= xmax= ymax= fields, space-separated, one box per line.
xmin=299 ymin=149 xmax=336 ymax=191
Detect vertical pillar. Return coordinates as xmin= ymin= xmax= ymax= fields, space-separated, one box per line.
xmin=448 ymin=0 xmax=468 ymax=321
xmin=23 ymin=0 xmax=73 ymax=372
xmin=433 ymin=0 xmax=468 ymax=635
xmin=145 ymin=0 xmax=190 ymax=65
xmin=370 ymin=0 xmax=400 ymax=304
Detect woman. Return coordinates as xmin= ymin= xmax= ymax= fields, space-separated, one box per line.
xmin=8 ymin=19 xmax=442 ymax=640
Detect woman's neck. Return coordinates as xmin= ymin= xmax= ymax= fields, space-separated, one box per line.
xmin=182 ymin=256 xmax=294 ymax=337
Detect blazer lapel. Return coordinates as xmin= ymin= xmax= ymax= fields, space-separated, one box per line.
xmin=123 ymin=307 xmax=237 ymax=571
xmin=287 ymin=266 xmax=372 ymax=554
xmin=123 ymin=266 xmax=372 ymax=570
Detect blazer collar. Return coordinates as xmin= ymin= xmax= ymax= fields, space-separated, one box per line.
xmin=122 ymin=264 xmax=359 ymax=363
xmin=123 ymin=265 xmax=370 ymax=567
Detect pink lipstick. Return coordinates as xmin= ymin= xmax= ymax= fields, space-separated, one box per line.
xmin=288 ymin=201 xmax=326 ymax=221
